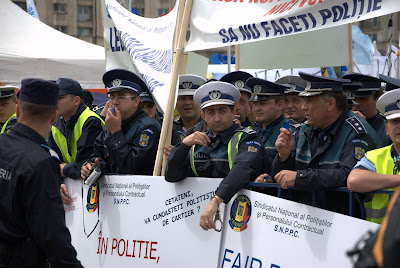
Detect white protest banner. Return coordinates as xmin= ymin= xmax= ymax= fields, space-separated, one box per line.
xmin=101 ymin=0 xmax=179 ymax=112
xmin=64 ymin=175 xmax=223 ymax=268
xmin=219 ymin=189 xmax=379 ymax=268
xmin=186 ymin=0 xmax=400 ymax=52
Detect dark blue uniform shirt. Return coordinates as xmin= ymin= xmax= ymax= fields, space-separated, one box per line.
xmin=165 ymin=123 xmax=266 ymax=203
xmin=0 ymin=123 xmax=82 ymax=267
xmin=92 ymin=108 xmax=161 ymax=175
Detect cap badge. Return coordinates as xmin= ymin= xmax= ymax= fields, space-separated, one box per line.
xmin=397 ymin=100 xmax=400 ymax=109
xmin=209 ymin=90 xmax=222 ymax=100
xmin=235 ymin=80 xmax=245 ymax=89
xmin=112 ymin=79 xmax=122 ymax=87
xmin=182 ymin=82 xmax=193 ymax=89
xmin=289 ymin=84 xmax=296 ymax=91
xmin=254 ymin=85 xmax=262 ymax=94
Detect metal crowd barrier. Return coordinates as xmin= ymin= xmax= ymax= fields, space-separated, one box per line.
xmin=247 ymin=182 xmax=395 ymax=219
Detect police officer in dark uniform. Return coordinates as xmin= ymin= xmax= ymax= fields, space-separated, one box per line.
xmin=165 ymin=81 xmax=266 ymax=231
xmin=139 ymin=86 xmax=163 ymax=124
xmin=171 ymin=74 xmax=206 ymax=146
xmin=0 ymin=79 xmax=82 ymax=267
xmin=220 ymin=71 xmax=254 ymax=129
xmin=342 ymin=73 xmax=389 ymax=147
xmin=0 ymin=85 xmax=18 ymax=134
xmin=275 ymin=75 xmax=307 ymax=124
xmin=81 ymin=69 xmax=161 ymax=177
xmin=246 ymin=78 xmax=296 ymax=173
xmin=271 ymin=72 xmax=380 ymax=215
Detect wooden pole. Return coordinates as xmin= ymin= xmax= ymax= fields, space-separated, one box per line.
xmin=235 ymin=45 xmax=240 ymax=71
xmin=348 ymin=23 xmax=353 ymax=73
xmin=153 ymin=0 xmax=193 ymax=176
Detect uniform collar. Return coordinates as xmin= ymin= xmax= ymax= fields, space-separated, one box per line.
xmin=367 ymin=112 xmax=384 ymax=124
xmin=10 ymin=122 xmax=47 ymax=145
xmin=255 ymin=114 xmax=284 ymax=130
xmin=121 ymin=107 xmax=146 ymax=132
xmin=206 ymin=122 xmax=238 ymax=144
xmin=306 ymin=109 xmax=349 ymax=138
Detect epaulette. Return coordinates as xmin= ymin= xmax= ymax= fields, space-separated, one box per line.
xmin=40 ymin=144 xmax=61 ymax=162
xmin=346 ymin=116 xmax=367 ymax=135
xmin=236 ymin=127 xmax=256 ymax=135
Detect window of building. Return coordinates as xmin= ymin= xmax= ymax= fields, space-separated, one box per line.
xmin=54 ymin=25 xmax=68 ymax=34
xmin=77 ymin=6 xmax=92 ymax=21
xmin=158 ymin=8 xmax=170 ymax=17
xmin=54 ymin=3 xmax=67 ymax=13
xmin=78 ymin=27 xmax=92 ymax=37
xmin=369 ymin=34 xmax=377 ymax=42
xmin=15 ymin=2 xmax=27 ymax=11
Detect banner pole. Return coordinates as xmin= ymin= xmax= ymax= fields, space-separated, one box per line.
xmin=153 ymin=0 xmax=193 ymax=176
xmin=160 ymin=0 xmax=186 ymax=176
xmin=348 ymin=23 xmax=353 ymax=73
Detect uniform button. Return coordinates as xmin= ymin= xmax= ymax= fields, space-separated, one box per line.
xmin=358 ymin=127 xmax=362 ymax=130
xmin=355 ymin=123 xmax=359 ymax=126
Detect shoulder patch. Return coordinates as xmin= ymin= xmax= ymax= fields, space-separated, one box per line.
xmin=236 ymin=127 xmax=256 ymax=135
xmin=346 ymin=116 xmax=367 ymax=135
xmin=138 ymin=129 xmax=153 ymax=147
xmin=40 ymin=144 xmax=61 ymax=162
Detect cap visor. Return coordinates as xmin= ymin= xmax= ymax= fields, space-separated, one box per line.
xmin=107 ymin=86 xmax=139 ymax=94
xmin=386 ymin=113 xmax=400 ymax=120
xmin=201 ymin=100 xmax=235 ymax=109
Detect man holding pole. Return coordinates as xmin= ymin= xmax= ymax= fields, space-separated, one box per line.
xmin=165 ymin=81 xmax=265 ymax=231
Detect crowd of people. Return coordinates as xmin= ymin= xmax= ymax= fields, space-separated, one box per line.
xmin=1 ymin=68 xmax=400 ymax=266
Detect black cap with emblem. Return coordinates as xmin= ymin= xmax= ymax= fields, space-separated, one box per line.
xmin=103 ymin=69 xmax=147 ymax=95
xmin=246 ymin=78 xmax=289 ymax=102
xmin=298 ymin=72 xmax=350 ymax=97
xmin=342 ymin=73 xmax=381 ymax=98
xmin=220 ymin=71 xmax=253 ymax=95
xmin=379 ymin=74 xmax=400 ymax=92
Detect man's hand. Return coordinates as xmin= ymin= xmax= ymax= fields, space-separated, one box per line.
xmin=182 ymin=131 xmax=210 ymax=147
xmin=233 ymin=115 xmax=241 ymax=127
xmin=352 ymin=110 xmax=366 ymax=120
xmin=276 ymin=128 xmax=294 ymax=162
xmin=164 ymin=145 xmax=174 ymax=159
xmin=274 ymin=170 xmax=297 ymax=189
xmin=100 ymin=101 xmax=111 ymax=117
xmin=60 ymin=163 xmax=67 ymax=177
xmin=254 ymin=173 xmax=273 ymax=183
xmin=81 ymin=158 xmax=100 ymax=180
xmin=105 ymin=108 xmax=122 ymax=134
xmin=60 ymin=184 xmax=72 ymax=205
xmin=200 ymin=196 xmax=223 ymax=231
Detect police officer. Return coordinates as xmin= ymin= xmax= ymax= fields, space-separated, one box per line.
xmin=271 ymin=72 xmax=379 ymax=215
xmin=81 ymin=69 xmax=161 ymax=178
xmin=348 ymin=88 xmax=400 ymax=223
xmin=275 ymin=75 xmax=307 ymax=124
xmin=0 ymin=79 xmax=82 ymax=267
xmin=48 ymin=78 xmax=104 ymax=180
xmin=171 ymin=74 xmax=206 ymax=146
xmin=0 ymin=85 xmax=18 ymax=134
xmin=165 ymin=81 xmax=266 ymax=231
xmin=220 ymin=71 xmax=254 ymax=128
xmin=246 ymin=77 xmax=296 ymax=172
xmin=343 ymin=73 xmax=389 ymax=146
xmin=139 ymin=86 xmax=163 ymax=124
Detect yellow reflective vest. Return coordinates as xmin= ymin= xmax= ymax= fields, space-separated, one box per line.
xmin=364 ymin=145 xmax=398 ymax=224
xmin=0 ymin=113 xmax=16 ymax=134
xmin=51 ymin=107 xmax=104 ymax=163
